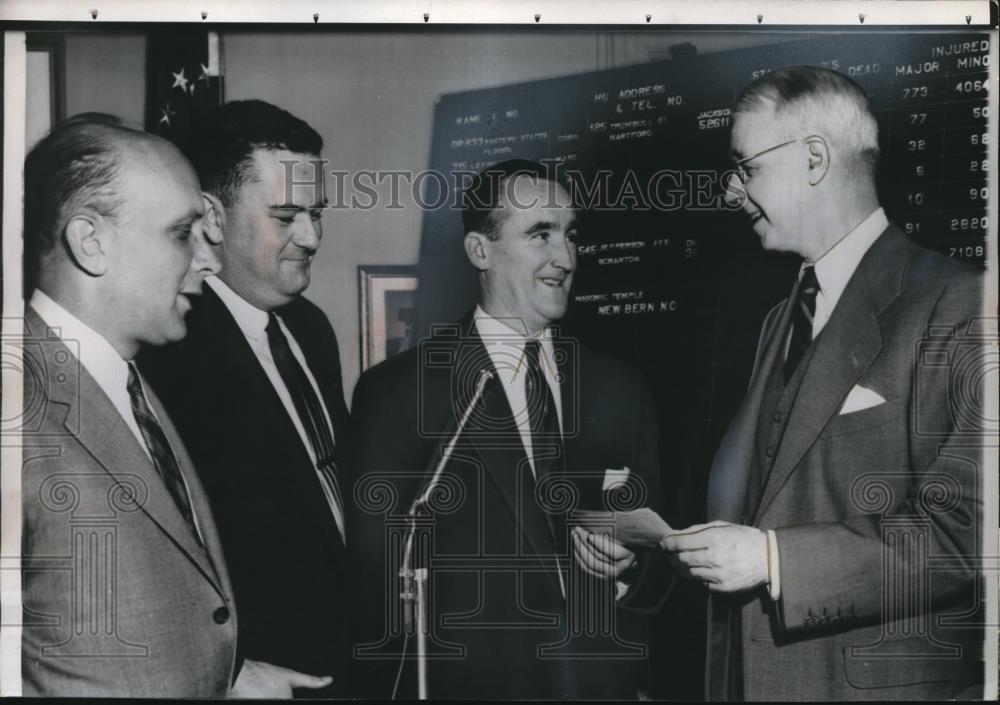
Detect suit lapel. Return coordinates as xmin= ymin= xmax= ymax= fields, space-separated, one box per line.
xmin=278 ymin=298 xmax=349 ymax=437
xmin=707 ymin=295 xmax=794 ymax=522
xmin=143 ymin=377 xmax=230 ymax=595
xmin=201 ymin=289 xmax=346 ymax=555
xmin=28 ymin=307 xmax=226 ymax=598
xmin=555 ymin=330 xmax=576 ymax=442
xmin=455 ymin=319 xmax=564 ymax=599
xmin=754 ymin=226 xmax=908 ymax=521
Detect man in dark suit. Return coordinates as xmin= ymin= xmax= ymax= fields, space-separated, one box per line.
xmin=18 ymin=113 xmax=237 ymax=695
xmin=662 ymin=66 xmax=985 ymax=700
xmin=351 ymin=159 xmax=670 ymax=699
xmin=140 ymin=100 xmax=350 ymax=697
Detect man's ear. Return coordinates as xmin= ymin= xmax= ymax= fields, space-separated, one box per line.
xmin=201 ymin=192 xmax=226 ymax=246
xmin=63 ymin=210 xmax=108 ymax=277
xmin=804 ymin=135 xmax=830 ymax=186
xmin=464 ymin=231 xmax=491 ymax=272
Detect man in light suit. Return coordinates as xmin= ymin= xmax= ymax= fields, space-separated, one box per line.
xmin=662 ymin=66 xmax=984 ymax=700
xmin=351 ymin=159 xmax=670 ymax=699
xmin=19 ymin=113 xmax=237 ymax=695
xmin=140 ymin=100 xmax=350 ymax=698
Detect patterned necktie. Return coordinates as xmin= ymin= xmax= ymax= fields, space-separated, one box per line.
xmin=126 ymin=362 xmax=200 ymax=543
xmin=265 ymin=313 xmax=346 ymax=541
xmin=784 ymin=265 xmax=820 ymax=384
xmin=524 ymin=339 xmax=562 ymax=480
xmin=524 ymin=339 xmax=566 ymax=560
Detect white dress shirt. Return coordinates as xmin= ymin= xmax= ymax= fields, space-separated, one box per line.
xmin=473 ymin=305 xmax=564 ymax=478
xmin=30 ymin=289 xmax=150 ymax=461
xmin=30 ymin=289 xmax=206 ymax=543
xmin=208 ymin=276 xmax=346 ymax=539
xmin=769 ymin=206 xmax=888 ymax=601
xmin=474 ymin=306 xmax=567 ymax=597
xmin=805 ymin=206 xmax=888 ymax=339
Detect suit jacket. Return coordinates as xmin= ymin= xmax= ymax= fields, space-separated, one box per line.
xmin=706 ymin=225 xmax=984 ymax=700
xmin=20 ymin=306 xmax=237 ymax=696
xmin=349 ymin=315 xmax=670 ymax=699
xmin=139 ymin=285 xmax=352 ymax=693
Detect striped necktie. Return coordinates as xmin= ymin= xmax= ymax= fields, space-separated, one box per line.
xmin=524 ymin=339 xmax=562 ymax=481
xmin=266 ymin=313 xmax=347 ymax=542
xmin=127 ymin=362 xmax=201 ymax=543
xmin=784 ymin=265 xmax=820 ymax=384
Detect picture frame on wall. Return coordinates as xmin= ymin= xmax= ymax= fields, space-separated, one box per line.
xmin=358 ymin=264 xmax=418 ymax=371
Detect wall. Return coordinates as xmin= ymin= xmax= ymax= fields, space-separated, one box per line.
xmin=222 ymin=30 xmax=790 ymax=398
xmin=55 ymin=29 xmax=791 ymax=399
xmin=64 ymin=32 xmax=146 ymax=125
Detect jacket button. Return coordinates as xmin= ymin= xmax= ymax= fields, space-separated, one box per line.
xmin=213 ymin=606 xmax=230 ymax=624
xmin=773 ymin=412 xmax=785 ymax=423
xmin=766 ymin=445 xmax=777 ymax=458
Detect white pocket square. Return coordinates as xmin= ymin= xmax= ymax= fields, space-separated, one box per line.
xmin=602 ymin=466 xmax=631 ymax=491
xmin=839 ymin=385 xmax=886 ymax=415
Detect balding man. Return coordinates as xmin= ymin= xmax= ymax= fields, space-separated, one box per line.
xmin=662 ymin=66 xmax=984 ymax=700
xmin=19 ymin=114 xmax=234 ymax=696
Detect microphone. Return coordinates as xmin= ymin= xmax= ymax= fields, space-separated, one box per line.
xmin=408 ymin=368 xmax=496 ymax=516
xmin=395 ymin=367 xmax=495 ymax=700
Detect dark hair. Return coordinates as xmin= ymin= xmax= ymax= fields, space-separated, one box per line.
xmin=182 ymin=99 xmax=323 ymax=206
xmin=23 ymin=112 xmax=144 ymax=291
xmin=461 ymin=158 xmax=571 ymax=239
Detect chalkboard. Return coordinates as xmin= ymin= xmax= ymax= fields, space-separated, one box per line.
xmin=416 ymin=30 xmax=989 ymax=517
xmin=413 ymin=32 xmax=991 ymax=697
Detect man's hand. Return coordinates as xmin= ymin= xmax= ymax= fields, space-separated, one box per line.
xmin=230 ymin=659 xmax=333 ymax=698
xmin=571 ymin=527 xmax=637 ymax=579
xmin=660 ymin=521 xmax=768 ymax=593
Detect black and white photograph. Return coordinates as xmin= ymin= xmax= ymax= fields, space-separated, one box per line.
xmin=1 ymin=1 xmax=997 ymax=700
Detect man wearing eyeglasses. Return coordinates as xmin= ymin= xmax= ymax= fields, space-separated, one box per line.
xmin=661 ymin=65 xmax=984 ymax=700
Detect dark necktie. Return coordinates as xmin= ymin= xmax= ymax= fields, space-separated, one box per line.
xmin=126 ymin=362 xmax=200 ymax=543
xmin=524 ymin=339 xmax=567 ymax=562
xmin=524 ymin=339 xmax=562 ymax=481
xmin=265 ymin=313 xmax=346 ymax=541
xmin=784 ymin=265 xmax=820 ymax=384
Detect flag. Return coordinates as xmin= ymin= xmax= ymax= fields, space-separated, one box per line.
xmin=145 ymin=30 xmax=224 ymax=149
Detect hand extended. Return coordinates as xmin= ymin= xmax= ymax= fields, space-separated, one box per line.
xmin=659 ymin=521 xmax=768 ymax=593
xmin=230 ymin=659 xmax=333 ymax=698
xmin=571 ymin=526 xmax=637 ymax=579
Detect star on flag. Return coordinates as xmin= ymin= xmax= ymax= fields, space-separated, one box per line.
xmin=159 ymin=101 xmax=176 ymax=126
xmin=171 ymin=68 xmax=189 ymax=92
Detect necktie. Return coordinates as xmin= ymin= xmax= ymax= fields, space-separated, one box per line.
xmin=523 ymin=339 xmax=567 ymax=563
xmin=523 ymin=339 xmax=562 ymax=481
xmin=784 ymin=265 xmax=820 ymax=384
xmin=126 ymin=362 xmax=200 ymax=543
xmin=266 ymin=313 xmax=346 ymax=541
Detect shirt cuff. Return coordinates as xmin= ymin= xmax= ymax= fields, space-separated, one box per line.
xmin=614 ymin=556 xmax=641 ymax=601
xmin=766 ymin=529 xmax=781 ymax=601
xmin=615 ymin=580 xmax=630 ymax=601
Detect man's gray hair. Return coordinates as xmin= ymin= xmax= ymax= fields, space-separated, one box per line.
xmin=735 ymin=65 xmax=879 ymax=177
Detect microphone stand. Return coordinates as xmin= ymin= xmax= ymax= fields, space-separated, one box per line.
xmin=397 ymin=369 xmax=494 ymax=700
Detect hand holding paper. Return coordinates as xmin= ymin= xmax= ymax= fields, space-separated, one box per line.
xmin=572 ymin=507 xmax=673 ymax=550
xmin=571 ymin=527 xmax=636 ymax=579
xmin=659 ymin=521 xmax=768 ymax=593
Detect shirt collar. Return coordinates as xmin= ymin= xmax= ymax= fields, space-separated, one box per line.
xmin=473 ymin=305 xmax=555 ymax=384
xmin=207 ymin=276 xmax=271 ymax=342
xmin=29 ymin=288 xmax=131 ymax=397
xmin=473 ymin=305 xmax=552 ymax=344
xmin=804 ymin=207 xmax=888 ymax=304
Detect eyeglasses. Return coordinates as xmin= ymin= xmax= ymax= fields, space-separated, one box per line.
xmin=732 ymin=137 xmax=799 ymax=183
